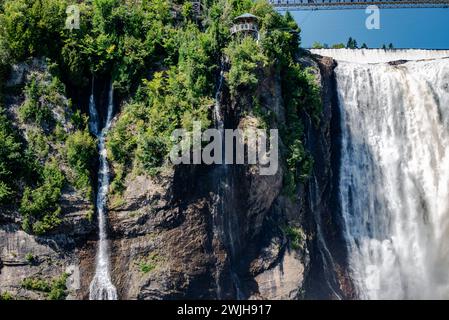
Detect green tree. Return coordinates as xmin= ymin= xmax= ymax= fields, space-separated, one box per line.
xmin=331 ymin=43 xmax=345 ymax=49
xmin=65 ymin=130 xmax=96 ymax=194
xmin=0 ymin=0 xmax=67 ymax=62
xmin=225 ymin=37 xmax=268 ymax=94
xmin=0 ymin=108 xmax=23 ymax=203
xmin=312 ymin=41 xmax=324 ymax=49
xmin=346 ymin=37 xmax=358 ymax=49
xmin=20 ymin=161 xmax=65 ymax=235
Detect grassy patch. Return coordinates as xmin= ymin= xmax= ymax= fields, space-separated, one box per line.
xmin=139 ymin=253 xmax=160 ymax=274
xmin=0 ymin=291 xmax=15 ymax=300
xmin=284 ymin=226 xmax=306 ymax=250
xmin=25 ymin=252 xmax=35 ymax=264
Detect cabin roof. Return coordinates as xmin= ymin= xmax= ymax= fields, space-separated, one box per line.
xmin=234 ymin=13 xmax=259 ymax=21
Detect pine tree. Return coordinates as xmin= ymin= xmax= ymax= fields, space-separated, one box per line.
xmin=346 ymin=37 xmax=358 ymax=49
xmin=346 ymin=37 xmax=353 ymax=49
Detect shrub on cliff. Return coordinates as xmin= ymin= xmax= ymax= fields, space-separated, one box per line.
xmin=21 ymin=273 xmax=69 ymax=300
xmin=18 ymin=77 xmax=54 ymax=126
xmin=0 ymin=291 xmax=15 ymax=300
xmin=20 ymin=161 xmax=65 ymax=235
xmin=0 ymin=107 xmax=23 ymax=204
xmin=65 ymin=129 xmax=96 ymax=197
xmin=18 ymin=73 xmax=68 ymax=128
xmin=225 ymin=37 xmax=268 ymax=94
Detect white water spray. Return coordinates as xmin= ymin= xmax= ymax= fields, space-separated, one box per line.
xmin=322 ymin=49 xmax=449 ymax=299
xmin=89 ymin=81 xmax=118 ymax=300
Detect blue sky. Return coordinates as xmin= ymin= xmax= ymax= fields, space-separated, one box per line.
xmin=287 ymin=8 xmax=449 ymax=49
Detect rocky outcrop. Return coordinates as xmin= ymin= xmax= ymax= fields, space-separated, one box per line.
xmin=106 ymin=59 xmax=314 ymax=300
xmin=0 ymin=60 xmax=96 ymax=300
xmin=108 ymin=169 xmax=218 ymax=299
xmin=0 ymin=188 xmax=94 ymax=300
xmin=300 ymin=53 xmax=355 ymax=299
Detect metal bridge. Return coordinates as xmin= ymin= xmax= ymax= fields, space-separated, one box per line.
xmin=269 ymin=0 xmax=449 ymax=10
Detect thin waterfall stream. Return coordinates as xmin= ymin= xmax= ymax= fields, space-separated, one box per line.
xmin=88 ymin=77 xmax=99 ymax=137
xmin=88 ymin=80 xmax=118 ymax=300
xmin=212 ymin=59 xmax=244 ymax=299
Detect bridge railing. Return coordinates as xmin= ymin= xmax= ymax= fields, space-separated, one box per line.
xmin=269 ymin=0 xmax=449 ymax=10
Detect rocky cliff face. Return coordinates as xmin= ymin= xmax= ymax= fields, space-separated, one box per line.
xmin=0 ymin=53 xmax=350 ymax=300
xmin=301 ymin=53 xmax=354 ymax=299
xmin=101 ymin=54 xmax=341 ymax=300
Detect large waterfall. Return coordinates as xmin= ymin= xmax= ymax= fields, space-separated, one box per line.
xmin=89 ymin=81 xmax=118 ymax=300
xmin=315 ymin=49 xmax=449 ymax=299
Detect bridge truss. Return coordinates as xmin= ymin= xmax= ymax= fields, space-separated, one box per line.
xmin=269 ymin=0 xmax=449 ymax=10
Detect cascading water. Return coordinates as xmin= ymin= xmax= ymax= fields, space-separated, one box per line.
xmin=89 ymin=81 xmax=118 ymax=300
xmin=88 ymin=78 xmax=99 ymax=137
xmin=318 ymin=49 xmax=449 ymax=299
xmin=211 ymin=60 xmax=225 ymax=299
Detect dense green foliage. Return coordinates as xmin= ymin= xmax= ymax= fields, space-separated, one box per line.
xmin=0 ymin=0 xmax=101 ymax=231
xmin=333 ymin=43 xmax=346 ymax=49
xmin=280 ymin=64 xmax=320 ymax=197
xmin=19 ymin=75 xmax=54 ymax=125
xmin=80 ymin=0 xmax=173 ymax=92
xmin=0 ymin=291 xmax=15 ymax=300
xmin=225 ymin=37 xmax=267 ymax=93
xmin=0 ymin=0 xmax=324 ymax=233
xmin=0 ymin=0 xmax=67 ymax=62
xmin=21 ymin=273 xmax=69 ymax=300
xmin=65 ymin=130 xmax=97 ymax=196
xmin=16 ymin=71 xmax=94 ymax=234
xmin=106 ymin=3 xmax=221 ymax=182
xmin=20 ymin=161 xmax=65 ymax=235
xmin=0 ymin=108 xmax=22 ymax=203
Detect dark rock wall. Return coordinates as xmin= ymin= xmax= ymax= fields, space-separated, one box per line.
xmin=301 ymin=54 xmax=355 ymax=299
